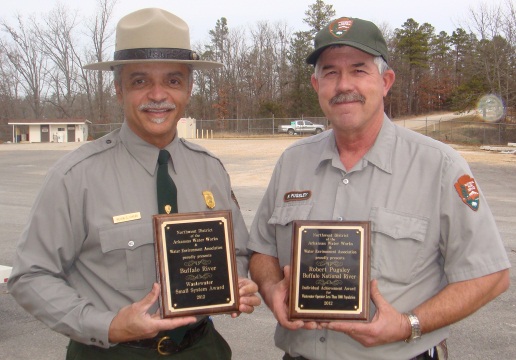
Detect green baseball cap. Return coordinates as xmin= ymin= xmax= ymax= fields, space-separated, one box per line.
xmin=306 ymin=17 xmax=388 ymax=65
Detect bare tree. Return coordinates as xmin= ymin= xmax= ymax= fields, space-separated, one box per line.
xmin=0 ymin=14 xmax=48 ymax=119
xmin=468 ymin=1 xmax=515 ymax=110
xmin=501 ymin=0 xmax=516 ymax=107
xmin=217 ymin=27 xmax=250 ymax=120
xmin=81 ymin=0 xmax=117 ymax=125
xmin=37 ymin=3 xmax=82 ymax=118
xmin=0 ymin=49 xmax=22 ymax=119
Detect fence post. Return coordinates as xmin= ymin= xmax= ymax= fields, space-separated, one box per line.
xmin=272 ymin=114 xmax=275 ymax=136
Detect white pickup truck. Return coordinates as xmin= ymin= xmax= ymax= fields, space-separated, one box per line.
xmin=277 ymin=120 xmax=325 ymax=135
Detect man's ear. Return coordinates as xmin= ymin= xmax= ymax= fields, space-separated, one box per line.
xmin=310 ymin=73 xmax=319 ymax=93
xmin=382 ymin=69 xmax=396 ymax=96
xmin=115 ymin=82 xmax=123 ymax=104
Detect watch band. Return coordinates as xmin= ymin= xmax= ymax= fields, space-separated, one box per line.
xmin=404 ymin=313 xmax=421 ymax=343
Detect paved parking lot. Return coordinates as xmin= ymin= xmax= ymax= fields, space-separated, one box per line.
xmin=0 ymin=139 xmax=514 ymax=359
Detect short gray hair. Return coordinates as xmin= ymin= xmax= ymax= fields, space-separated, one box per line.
xmin=313 ymin=45 xmax=390 ymax=78
xmin=373 ymin=56 xmax=389 ymax=74
xmin=112 ymin=64 xmax=194 ymax=88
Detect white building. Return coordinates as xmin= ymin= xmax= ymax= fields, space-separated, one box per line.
xmin=8 ymin=119 xmax=91 ymax=143
xmin=177 ymin=117 xmax=196 ymax=138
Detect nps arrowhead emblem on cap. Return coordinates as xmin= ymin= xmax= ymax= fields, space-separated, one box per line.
xmin=454 ymin=174 xmax=480 ymax=211
xmin=329 ymin=18 xmax=354 ymax=38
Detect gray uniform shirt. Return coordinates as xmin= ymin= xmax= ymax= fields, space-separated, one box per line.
xmin=8 ymin=122 xmax=250 ymax=348
xmin=248 ymin=116 xmax=510 ymax=360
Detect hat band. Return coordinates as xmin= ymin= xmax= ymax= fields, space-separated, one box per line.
xmin=114 ymin=48 xmax=200 ymax=61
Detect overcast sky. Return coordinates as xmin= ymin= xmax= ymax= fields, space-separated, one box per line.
xmin=2 ymin=0 xmax=495 ymax=44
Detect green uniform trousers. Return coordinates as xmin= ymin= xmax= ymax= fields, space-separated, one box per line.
xmin=66 ymin=321 xmax=231 ymax=360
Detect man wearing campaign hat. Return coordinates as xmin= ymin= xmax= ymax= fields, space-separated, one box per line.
xmin=8 ymin=8 xmax=260 ymax=359
xmin=248 ymin=17 xmax=510 ymax=360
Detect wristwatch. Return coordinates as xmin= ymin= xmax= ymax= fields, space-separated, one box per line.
xmin=404 ymin=313 xmax=421 ymax=343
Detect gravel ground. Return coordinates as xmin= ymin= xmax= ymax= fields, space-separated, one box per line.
xmin=0 ymin=136 xmax=514 ymax=360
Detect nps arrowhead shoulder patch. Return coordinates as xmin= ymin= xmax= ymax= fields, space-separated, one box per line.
xmin=454 ymin=174 xmax=480 ymax=211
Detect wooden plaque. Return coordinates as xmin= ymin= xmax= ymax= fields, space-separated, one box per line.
xmin=289 ymin=221 xmax=371 ymax=322
xmin=153 ymin=210 xmax=239 ymax=318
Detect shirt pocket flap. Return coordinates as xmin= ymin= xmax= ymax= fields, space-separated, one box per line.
xmin=268 ymin=203 xmax=313 ymax=226
xmin=99 ymin=222 xmax=154 ymax=253
xmin=371 ymin=207 xmax=428 ymax=242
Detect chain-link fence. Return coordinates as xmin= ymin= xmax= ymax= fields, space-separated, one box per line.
xmin=1 ymin=117 xmax=515 ymax=146
xmin=395 ymin=118 xmax=516 ymax=146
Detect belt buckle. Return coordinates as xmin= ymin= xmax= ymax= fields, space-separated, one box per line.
xmin=157 ymin=336 xmax=177 ymax=356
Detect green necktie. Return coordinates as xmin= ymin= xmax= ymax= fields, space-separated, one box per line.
xmin=156 ymin=149 xmax=189 ymax=343
xmin=157 ymin=149 xmax=178 ymax=214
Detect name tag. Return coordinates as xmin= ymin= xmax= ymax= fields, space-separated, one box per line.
xmin=113 ymin=212 xmax=142 ymax=224
xmin=284 ymin=190 xmax=312 ymax=202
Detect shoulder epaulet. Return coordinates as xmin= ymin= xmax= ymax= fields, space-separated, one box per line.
xmin=179 ymin=138 xmax=227 ymax=171
xmin=58 ymin=130 xmax=120 ymax=174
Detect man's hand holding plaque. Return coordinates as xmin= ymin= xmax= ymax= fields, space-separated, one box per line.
xmin=153 ymin=210 xmax=240 ymax=318
xmin=288 ymin=221 xmax=371 ymax=322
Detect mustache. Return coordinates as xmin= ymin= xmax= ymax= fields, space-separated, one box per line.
xmin=329 ymin=92 xmax=366 ymax=105
xmin=138 ymin=102 xmax=177 ymax=111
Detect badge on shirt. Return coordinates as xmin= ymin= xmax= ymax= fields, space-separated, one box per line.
xmin=454 ymin=174 xmax=480 ymax=211
xmin=284 ymin=190 xmax=312 ymax=202
xmin=203 ymin=190 xmax=216 ymax=209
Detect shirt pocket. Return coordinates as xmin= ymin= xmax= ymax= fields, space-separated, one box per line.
xmin=268 ymin=203 xmax=313 ymax=266
xmin=99 ymin=221 xmax=154 ymax=291
xmin=370 ymin=207 xmax=429 ymax=285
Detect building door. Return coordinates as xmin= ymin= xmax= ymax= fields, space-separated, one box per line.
xmin=41 ymin=125 xmax=50 ymax=142
xmin=67 ymin=125 xmax=76 ymax=142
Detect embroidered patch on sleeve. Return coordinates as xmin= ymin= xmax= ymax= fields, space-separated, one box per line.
xmin=454 ymin=174 xmax=480 ymax=211
xmin=284 ymin=190 xmax=312 ymax=202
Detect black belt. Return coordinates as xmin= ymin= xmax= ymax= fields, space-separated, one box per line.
xmin=120 ymin=318 xmax=209 ymax=355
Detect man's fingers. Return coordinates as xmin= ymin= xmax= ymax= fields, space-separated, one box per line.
xmin=370 ymin=279 xmax=385 ymax=307
xmin=283 ymin=265 xmax=291 ymax=283
xmin=238 ymin=277 xmax=258 ymax=296
xmin=136 ymin=283 xmax=160 ymax=311
xmin=239 ymin=293 xmax=261 ymax=307
xmin=155 ymin=316 xmax=198 ymax=332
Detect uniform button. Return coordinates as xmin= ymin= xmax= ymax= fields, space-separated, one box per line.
xmin=319 ymin=337 xmax=326 ymax=343
xmin=99 ymin=341 xmax=104 ymax=346
xmin=106 ymin=140 xmax=112 ymax=144
xmin=343 ymin=178 xmax=349 ymax=185
xmin=90 ymin=338 xmax=96 ymax=343
xmin=128 ymin=241 xmax=135 ymax=247
xmin=337 ymin=217 xmax=343 ymax=221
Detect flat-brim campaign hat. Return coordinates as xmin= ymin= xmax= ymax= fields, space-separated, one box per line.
xmin=84 ymin=8 xmax=222 ymax=71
